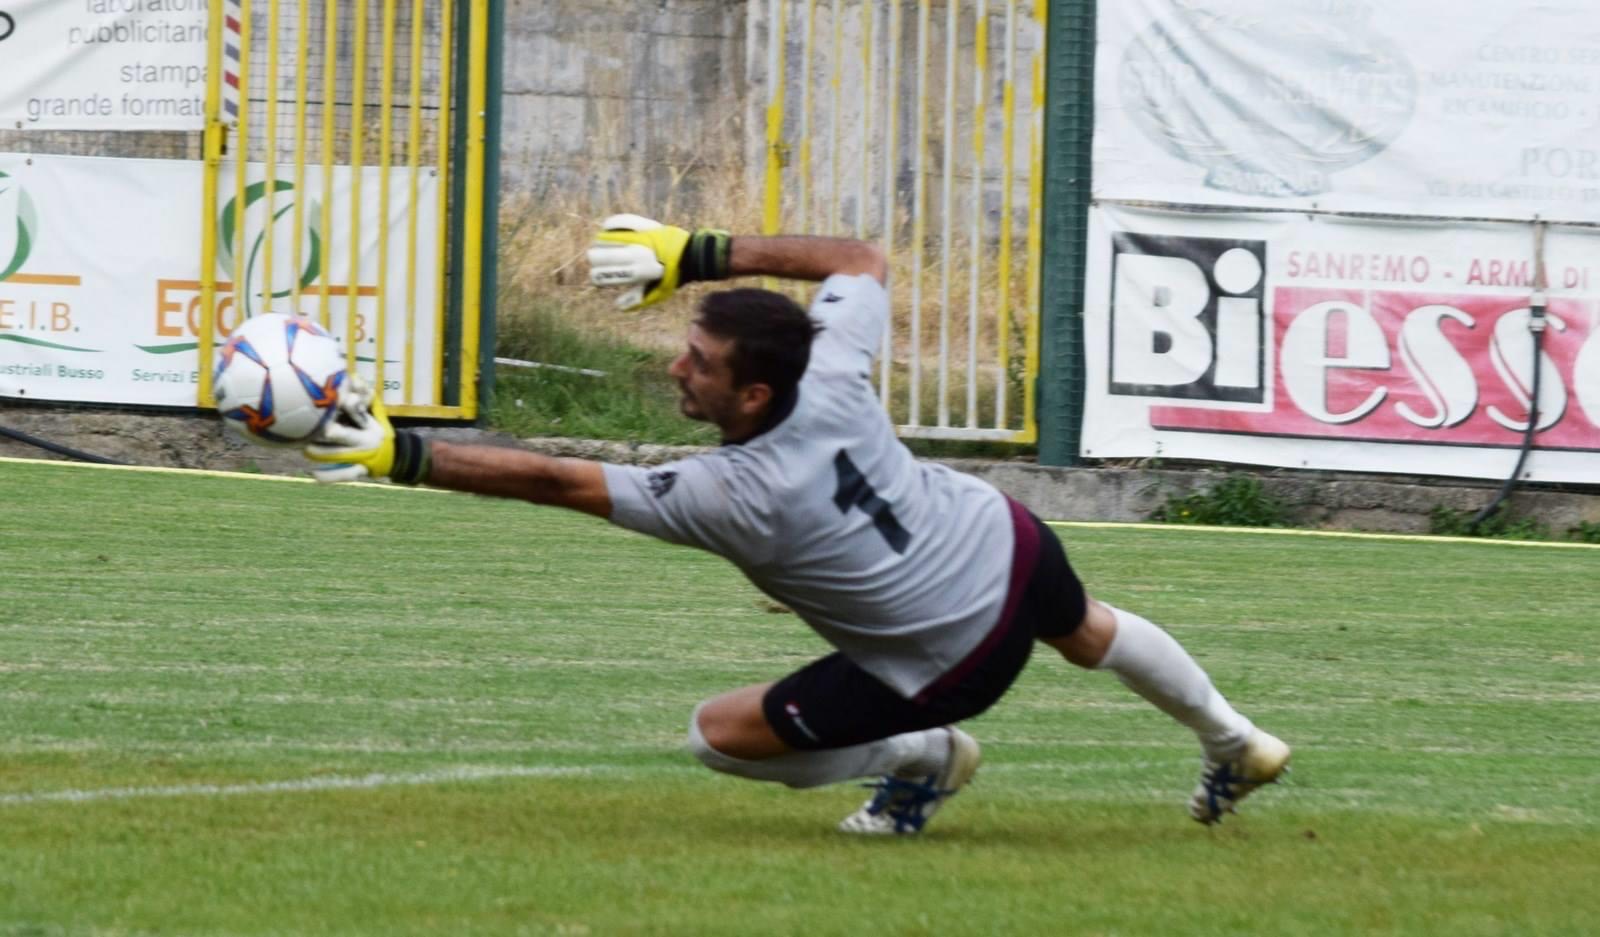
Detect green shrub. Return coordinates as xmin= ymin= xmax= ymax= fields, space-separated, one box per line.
xmin=1428 ymin=505 xmax=1551 ymax=541
xmin=1151 ymin=474 xmax=1293 ymax=528
xmin=1566 ymin=521 xmax=1600 ymax=544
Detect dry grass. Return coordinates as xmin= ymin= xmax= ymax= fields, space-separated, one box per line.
xmin=490 ymin=0 xmax=1041 ymax=436
xmin=495 ymin=112 xmax=768 ymax=354
xmin=495 ymin=160 xmax=1033 ymax=433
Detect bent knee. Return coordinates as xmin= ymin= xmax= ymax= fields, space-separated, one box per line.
xmin=687 ymin=703 xmax=741 ymax=772
xmin=1042 ymin=597 xmax=1117 ymax=668
xmin=691 ymin=703 xmax=741 ymax=755
xmin=687 ymin=703 xmax=732 ymax=761
xmin=688 ymin=685 xmax=792 ymax=761
xmin=687 ymin=702 xmax=813 ymax=785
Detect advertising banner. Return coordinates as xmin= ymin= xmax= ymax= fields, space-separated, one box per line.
xmin=0 ymin=153 xmax=442 ymax=408
xmin=1095 ymin=0 xmax=1600 ymax=224
xmin=0 ymin=0 xmax=209 ymax=130
xmin=1083 ymin=204 xmax=1600 ymax=483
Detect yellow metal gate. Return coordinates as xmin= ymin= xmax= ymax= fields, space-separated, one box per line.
xmin=197 ymin=0 xmax=494 ymax=419
xmin=761 ymin=0 xmax=1048 ymax=443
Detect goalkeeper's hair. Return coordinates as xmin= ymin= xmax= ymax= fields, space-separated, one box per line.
xmin=696 ymin=289 xmax=823 ymax=396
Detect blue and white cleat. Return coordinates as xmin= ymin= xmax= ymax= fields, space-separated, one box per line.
xmin=1189 ymin=729 xmax=1291 ymax=824
xmin=838 ymin=727 xmax=981 ymax=836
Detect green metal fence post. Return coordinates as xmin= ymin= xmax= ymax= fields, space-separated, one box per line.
xmin=476 ymin=0 xmax=505 ymax=423
xmin=1036 ymin=0 xmax=1095 ymax=466
xmin=442 ymin=0 xmax=470 ymax=409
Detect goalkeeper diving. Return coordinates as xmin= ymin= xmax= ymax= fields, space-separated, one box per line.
xmin=303 ymin=215 xmax=1290 ymax=835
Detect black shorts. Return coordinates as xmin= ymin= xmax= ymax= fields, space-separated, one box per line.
xmin=762 ymin=498 xmax=1088 ymax=751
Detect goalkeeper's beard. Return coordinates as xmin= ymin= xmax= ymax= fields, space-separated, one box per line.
xmin=677 ymin=381 xmax=741 ymax=431
xmin=677 ymin=381 xmax=707 ymax=421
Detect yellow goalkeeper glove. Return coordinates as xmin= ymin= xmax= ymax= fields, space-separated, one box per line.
xmin=586 ymin=213 xmax=731 ymax=309
xmin=303 ymin=375 xmax=432 ymax=484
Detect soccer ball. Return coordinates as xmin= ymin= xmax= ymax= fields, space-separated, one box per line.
xmin=214 ymin=312 xmax=347 ymax=446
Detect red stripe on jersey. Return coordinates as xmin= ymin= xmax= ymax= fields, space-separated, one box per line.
xmin=913 ymin=497 xmax=1039 ymax=704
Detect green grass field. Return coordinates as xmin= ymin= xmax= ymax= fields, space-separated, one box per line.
xmin=1 ymin=458 xmax=1596 ymax=936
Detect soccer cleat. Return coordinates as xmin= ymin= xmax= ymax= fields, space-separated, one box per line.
xmin=838 ymin=727 xmax=981 ymax=836
xmin=1188 ymin=729 xmax=1291 ymax=825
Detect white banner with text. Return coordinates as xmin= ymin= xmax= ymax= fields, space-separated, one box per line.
xmin=0 ymin=0 xmax=209 ymax=130
xmin=1083 ymin=204 xmax=1600 ymax=483
xmin=0 ymin=153 xmax=442 ymax=408
xmin=1095 ymin=0 xmax=1600 ymax=223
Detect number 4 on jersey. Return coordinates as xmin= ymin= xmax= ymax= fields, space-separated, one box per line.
xmin=833 ymin=450 xmax=910 ymax=554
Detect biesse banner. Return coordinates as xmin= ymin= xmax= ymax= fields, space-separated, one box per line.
xmin=0 ymin=153 xmax=443 ymax=407
xmin=0 ymin=0 xmax=208 ymax=130
xmin=1083 ymin=205 xmax=1600 ymax=484
xmin=1095 ymin=0 xmax=1600 ymax=223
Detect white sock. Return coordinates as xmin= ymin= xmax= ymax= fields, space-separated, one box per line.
xmin=687 ymin=707 xmax=947 ymax=789
xmin=1097 ymin=605 xmax=1254 ymax=759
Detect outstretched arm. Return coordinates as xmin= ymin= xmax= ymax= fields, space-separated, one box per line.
xmin=302 ymin=382 xmax=611 ymax=517
xmin=425 ymin=442 xmax=611 ymax=517
xmin=727 ymin=236 xmax=887 ymax=285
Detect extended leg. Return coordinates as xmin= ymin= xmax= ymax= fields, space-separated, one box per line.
xmin=1044 ymin=599 xmax=1290 ymax=823
xmin=1048 ymin=600 xmax=1254 ymax=755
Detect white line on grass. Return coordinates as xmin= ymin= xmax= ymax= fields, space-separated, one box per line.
xmin=6 ymin=455 xmax=1595 ymax=550
xmin=0 ymin=764 xmax=598 ymax=807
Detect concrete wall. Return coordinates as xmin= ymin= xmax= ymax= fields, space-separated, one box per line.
xmin=499 ymin=0 xmax=750 ymax=209
xmin=499 ymin=0 xmax=1046 ymax=234
xmin=946 ymin=461 xmax=1600 ymax=535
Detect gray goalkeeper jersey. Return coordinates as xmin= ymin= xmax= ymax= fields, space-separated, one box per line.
xmin=602 ymin=274 xmax=1015 ymax=699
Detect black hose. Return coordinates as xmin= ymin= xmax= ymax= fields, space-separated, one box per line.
xmin=1467 ymin=313 xmax=1544 ymax=532
xmin=0 ymin=425 xmax=126 ymax=465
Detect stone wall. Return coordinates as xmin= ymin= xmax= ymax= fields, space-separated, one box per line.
xmin=946 ymin=460 xmax=1600 ymax=535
